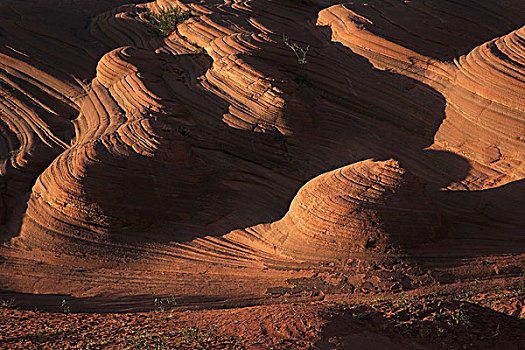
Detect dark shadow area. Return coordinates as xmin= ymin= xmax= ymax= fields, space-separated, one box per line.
xmin=318 ymin=299 xmax=525 ymax=349
xmin=335 ymin=0 xmax=525 ymax=60
xmin=0 ymin=290 xmax=265 ymax=313
xmin=0 ymin=0 xmax=152 ymax=81
xmin=432 ymin=179 xmax=525 ymax=256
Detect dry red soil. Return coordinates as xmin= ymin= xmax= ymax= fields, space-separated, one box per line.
xmin=0 ymin=0 xmax=524 ymax=349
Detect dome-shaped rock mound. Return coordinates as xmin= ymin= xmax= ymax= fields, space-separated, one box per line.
xmin=264 ymin=159 xmax=445 ymax=262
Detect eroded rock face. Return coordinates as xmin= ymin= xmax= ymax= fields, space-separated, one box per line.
xmin=435 ymin=27 xmax=525 ymax=171
xmin=19 ymin=46 xmax=204 ymax=247
xmin=0 ymin=0 xmax=523 ymax=302
xmin=317 ymin=2 xmax=525 ymax=179
xmin=258 ymin=159 xmax=445 ymax=262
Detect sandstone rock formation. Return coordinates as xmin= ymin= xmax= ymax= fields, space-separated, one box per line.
xmin=0 ymin=0 xmax=523 ymax=308
xmin=256 ymin=158 xmax=445 ymax=262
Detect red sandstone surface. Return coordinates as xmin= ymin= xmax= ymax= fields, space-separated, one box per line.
xmin=0 ymin=0 xmax=523 ymax=348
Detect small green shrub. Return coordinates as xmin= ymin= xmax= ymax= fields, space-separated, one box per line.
xmin=283 ymin=33 xmax=309 ymax=65
xmin=9 ymin=148 xmax=20 ymax=159
xmin=61 ymin=299 xmax=70 ymax=314
xmin=177 ymin=126 xmax=191 ymax=137
xmin=130 ymin=330 xmax=149 ymax=348
xmin=179 ymin=327 xmax=204 ymax=344
xmin=146 ymin=6 xmax=192 ymax=37
xmin=519 ymin=270 xmax=525 ymax=295
xmin=191 ymin=46 xmax=206 ymax=55
xmin=450 ymin=304 xmax=469 ymax=327
xmin=149 ymin=288 xmax=164 ymax=311
xmin=395 ymin=292 xmax=409 ymax=307
xmin=126 ymin=330 xmax=170 ymax=349
xmin=0 ymin=298 xmax=16 ymax=309
xmin=154 ymin=296 xmax=164 ymax=311
xmin=166 ymin=295 xmax=177 ymax=306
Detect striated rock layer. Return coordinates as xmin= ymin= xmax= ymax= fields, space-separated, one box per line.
xmin=0 ymin=0 xmax=523 ymax=307
xmin=234 ymin=159 xmax=445 ymax=263
xmin=436 ymin=27 xmax=525 ymax=170
xmin=317 ymin=1 xmax=525 ymax=179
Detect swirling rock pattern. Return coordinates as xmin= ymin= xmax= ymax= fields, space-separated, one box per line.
xmin=242 ymin=159 xmax=445 ymax=262
xmin=436 ymin=27 xmax=525 ymax=171
xmin=317 ymin=0 xmax=525 ymax=179
xmin=0 ymin=0 xmax=523 ymax=308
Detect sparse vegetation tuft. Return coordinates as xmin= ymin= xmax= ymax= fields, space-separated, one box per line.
xmin=518 ymin=270 xmax=525 ymax=295
xmin=149 ymin=288 xmax=165 ymax=311
xmin=283 ymin=33 xmax=309 ymax=65
xmin=61 ymin=299 xmax=70 ymax=314
xmin=166 ymin=295 xmax=177 ymax=306
xmin=394 ymin=291 xmax=409 ymax=307
xmin=126 ymin=330 xmax=170 ymax=349
xmin=179 ymin=327 xmax=204 ymax=344
xmin=191 ymin=45 xmax=206 ymax=55
xmin=149 ymin=289 xmax=178 ymax=312
xmin=146 ymin=6 xmax=192 ymax=37
xmin=177 ymin=126 xmax=192 ymax=137
xmin=0 ymin=298 xmax=16 ymax=309
xmin=450 ymin=304 xmax=469 ymax=327
xmin=9 ymin=148 xmax=20 ymax=160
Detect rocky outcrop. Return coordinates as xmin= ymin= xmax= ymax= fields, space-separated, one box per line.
xmin=0 ymin=0 xmax=523 ymax=301
xmin=240 ymin=159 xmax=445 ymax=263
